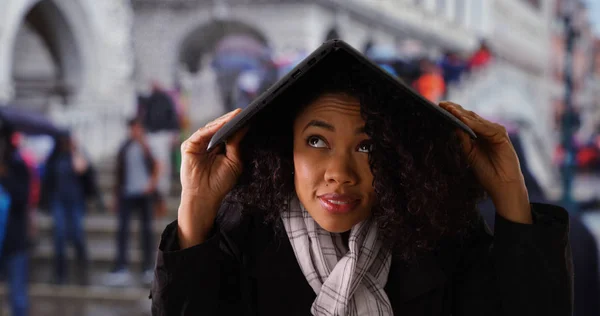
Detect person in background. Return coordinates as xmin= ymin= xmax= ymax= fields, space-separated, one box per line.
xmin=11 ymin=132 xmax=41 ymax=245
xmin=43 ymin=133 xmax=90 ymax=285
xmin=105 ymin=118 xmax=159 ymax=287
xmin=140 ymin=81 xmax=180 ymax=200
xmin=439 ymin=51 xmax=468 ymax=87
xmin=0 ymin=123 xmax=31 ymax=316
xmin=412 ymin=58 xmax=446 ymax=104
xmin=468 ymin=40 xmax=493 ymax=70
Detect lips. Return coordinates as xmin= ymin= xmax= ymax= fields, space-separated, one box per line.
xmin=318 ymin=193 xmax=361 ymax=214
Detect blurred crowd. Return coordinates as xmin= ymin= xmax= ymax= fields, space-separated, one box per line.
xmin=0 ymin=81 xmax=182 ymax=316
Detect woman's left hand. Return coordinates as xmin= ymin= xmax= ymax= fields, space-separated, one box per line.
xmin=439 ymin=101 xmax=532 ymax=224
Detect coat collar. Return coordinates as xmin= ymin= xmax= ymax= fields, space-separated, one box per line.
xmin=255 ymin=220 xmax=448 ymax=304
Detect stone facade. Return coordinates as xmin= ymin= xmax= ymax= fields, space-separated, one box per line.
xmin=0 ymin=0 xmax=136 ymax=159
xmin=1 ymin=0 xmax=559 ymax=164
xmin=0 ymin=0 xmax=135 ymax=106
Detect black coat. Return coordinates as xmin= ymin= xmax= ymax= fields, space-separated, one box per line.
xmin=141 ymin=91 xmax=180 ymax=133
xmin=151 ymin=202 xmax=572 ymax=316
xmin=0 ymin=154 xmax=30 ymax=257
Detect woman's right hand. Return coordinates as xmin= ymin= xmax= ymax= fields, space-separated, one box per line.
xmin=178 ymin=109 xmax=246 ymax=248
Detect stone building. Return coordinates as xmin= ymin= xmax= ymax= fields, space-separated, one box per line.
xmin=0 ymin=0 xmax=558 ymax=167
xmin=0 ymin=0 xmax=568 ymax=314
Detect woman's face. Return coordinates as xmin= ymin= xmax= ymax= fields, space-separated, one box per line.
xmin=293 ymin=93 xmax=375 ymax=233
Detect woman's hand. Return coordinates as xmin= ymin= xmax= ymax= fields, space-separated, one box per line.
xmin=178 ymin=109 xmax=247 ymax=247
xmin=440 ymin=101 xmax=532 ymax=224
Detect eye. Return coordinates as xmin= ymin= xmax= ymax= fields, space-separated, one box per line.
xmin=357 ymin=141 xmax=373 ymax=153
xmin=307 ymin=136 xmax=328 ymax=148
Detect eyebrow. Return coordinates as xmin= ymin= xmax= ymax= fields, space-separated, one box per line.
xmin=303 ymin=119 xmax=366 ymax=135
xmin=303 ymin=120 xmax=334 ymax=132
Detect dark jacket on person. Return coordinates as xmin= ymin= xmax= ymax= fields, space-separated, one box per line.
xmin=115 ymin=139 xmax=156 ymax=199
xmin=0 ymin=153 xmax=30 ymax=257
xmin=151 ymin=202 xmax=572 ymax=316
xmin=41 ymin=146 xmax=98 ymax=209
xmin=141 ymin=90 xmax=180 ymax=133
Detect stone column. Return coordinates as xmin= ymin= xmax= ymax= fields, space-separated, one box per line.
xmin=445 ymin=0 xmax=456 ymax=21
xmin=422 ymin=0 xmax=436 ymax=12
xmin=0 ymin=82 xmax=13 ymax=104
xmin=479 ymin=0 xmax=493 ymax=36
xmin=462 ymin=0 xmax=474 ymax=29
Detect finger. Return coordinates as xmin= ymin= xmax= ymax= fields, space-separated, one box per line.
xmin=455 ymin=128 xmax=476 ymax=162
xmin=205 ymin=109 xmax=242 ymax=129
xmin=225 ymin=125 xmax=250 ymax=165
xmin=183 ymin=110 xmax=242 ymax=152
xmin=440 ymin=102 xmax=507 ymax=141
xmin=182 ymin=120 xmax=228 ymax=154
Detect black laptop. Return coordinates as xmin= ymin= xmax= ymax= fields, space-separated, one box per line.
xmin=208 ymin=39 xmax=475 ymax=151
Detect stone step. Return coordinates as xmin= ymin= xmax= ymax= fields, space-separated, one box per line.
xmin=40 ymin=192 xmax=181 ymax=219
xmin=0 ymin=284 xmax=151 ymax=316
xmin=29 ymin=238 xmax=158 ymax=287
xmin=35 ymin=212 xmax=173 ymax=247
xmin=93 ymin=186 xmax=182 ymax=210
xmin=30 ymin=213 xmax=172 ymax=285
xmin=32 ymin=238 xmax=154 ymax=265
xmin=36 ymin=213 xmax=173 ymax=238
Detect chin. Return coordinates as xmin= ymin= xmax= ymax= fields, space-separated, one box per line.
xmin=311 ymin=212 xmax=359 ymax=233
xmin=316 ymin=220 xmax=353 ymax=233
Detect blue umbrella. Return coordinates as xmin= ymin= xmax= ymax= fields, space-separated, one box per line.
xmin=0 ymin=106 xmax=65 ymax=136
xmin=211 ymin=53 xmax=264 ymax=72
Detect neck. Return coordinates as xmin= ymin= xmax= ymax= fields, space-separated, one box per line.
xmin=341 ymin=231 xmax=350 ymax=247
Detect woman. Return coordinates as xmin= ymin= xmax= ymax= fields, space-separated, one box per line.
xmin=43 ymin=134 xmax=89 ymax=284
xmin=151 ymin=69 xmax=572 ymax=315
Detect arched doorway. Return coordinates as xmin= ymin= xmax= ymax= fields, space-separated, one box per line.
xmin=11 ymin=0 xmax=82 ymax=111
xmin=176 ymin=20 xmax=270 ymax=127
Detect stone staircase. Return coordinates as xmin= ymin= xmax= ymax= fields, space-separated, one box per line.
xmin=0 ymin=160 xmax=181 ymax=316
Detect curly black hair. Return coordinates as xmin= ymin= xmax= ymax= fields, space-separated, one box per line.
xmin=227 ymin=51 xmax=485 ymax=259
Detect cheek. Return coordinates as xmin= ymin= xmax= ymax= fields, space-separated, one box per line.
xmin=293 ymin=150 xmax=324 ymax=194
xmin=358 ymin=158 xmax=375 ymax=197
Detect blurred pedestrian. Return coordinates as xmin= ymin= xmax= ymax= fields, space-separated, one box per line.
xmin=43 ymin=133 xmax=90 ymax=285
xmin=11 ymin=133 xmax=41 ymax=246
xmin=139 ymin=81 xmax=180 ymax=198
xmin=412 ymin=58 xmax=446 ymax=104
xmin=0 ymin=123 xmax=30 ymax=316
xmin=439 ymin=51 xmax=468 ymax=86
xmin=468 ymin=40 xmax=493 ymax=70
xmin=105 ymin=118 xmax=158 ymax=287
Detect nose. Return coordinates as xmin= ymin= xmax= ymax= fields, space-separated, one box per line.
xmin=324 ymin=152 xmax=359 ymax=186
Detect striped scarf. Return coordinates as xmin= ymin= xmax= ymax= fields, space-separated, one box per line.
xmin=281 ymin=198 xmax=393 ymax=316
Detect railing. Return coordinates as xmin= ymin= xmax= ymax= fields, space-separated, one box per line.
xmin=49 ymin=103 xmax=130 ymax=162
